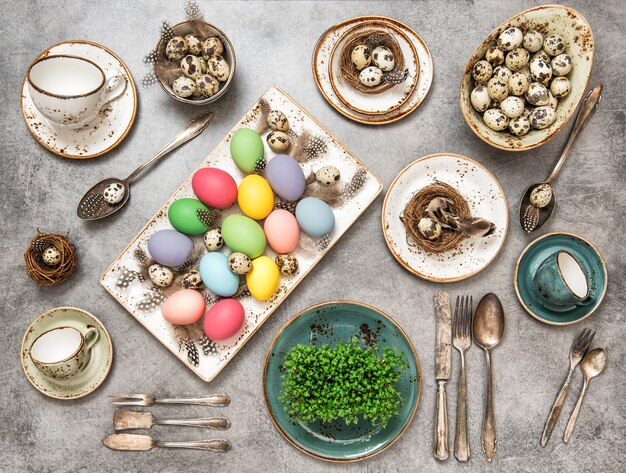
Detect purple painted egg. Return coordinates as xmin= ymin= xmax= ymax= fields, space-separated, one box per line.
xmin=147 ymin=229 xmax=194 ymax=267
xmin=265 ymin=154 xmax=306 ymax=202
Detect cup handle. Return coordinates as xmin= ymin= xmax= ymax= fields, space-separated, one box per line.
xmin=577 ymin=293 xmax=595 ymax=307
xmin=102 ymin=69 xmax=127 ymax=105
xmin=82 ymin=326 xmax=100 ymax=351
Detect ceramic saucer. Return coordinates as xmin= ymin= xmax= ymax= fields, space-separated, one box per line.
xmin=382 ymin=153 xmax=508 ymax=282
xmin=329 ymin=20 xmax=418 ymax=116
xmin=21 ymin=307 xmax=113 ymax=399
xmin=313 ymin=16 xmax=433 ymax=125
xmin=21 ymin=40 xmax=137 ymax=159
xmin=514 ymin=232 xmax=607 ymax=325
xmin=264 ymin=301 xmax=420 ymax=462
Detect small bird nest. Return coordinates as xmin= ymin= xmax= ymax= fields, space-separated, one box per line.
xmin=24 ymin=230 xmax=77 ymax=285
xmin=400 ymin=183 xmax=470 ymax=254
xmin=339 ymin=29 xmax=405 ymax=94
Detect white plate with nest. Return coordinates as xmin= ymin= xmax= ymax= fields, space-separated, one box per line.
xmin=381 ymin=153 xmax=508 ymax=282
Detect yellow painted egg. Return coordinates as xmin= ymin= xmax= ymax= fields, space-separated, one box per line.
xmin=237 ymin=175 xmax=274 ymax=220
xmin=246 ymin=256 xmax=280 ymax=301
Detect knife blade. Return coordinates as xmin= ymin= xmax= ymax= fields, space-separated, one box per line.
xmin=433 ymin=292 xmax=452 ymax=460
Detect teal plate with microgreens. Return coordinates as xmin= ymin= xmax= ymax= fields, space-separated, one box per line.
xmin=263 ymin=300 xmax=420 ymax=462
xmin=514 ymin=232 xmax=607 ymax=326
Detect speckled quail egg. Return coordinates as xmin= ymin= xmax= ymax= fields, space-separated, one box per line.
xmin=149 ymin=264 xmax=174 ymax=288
xmin=42 ymin=246 xmax=61 ymax=266
xmin=276 ymin=254 xmax=298 ymax=276
xmin=518 ymin=65 xmax=532 ymax=83
xmin=182 ymin=270 xmax=203 ymax=289
xmin=488 ymin=99 xmax=501 ymax=110
xmin=267 ymin=131 xmax=290 ymax=153
xmin=505 ymin=48 xmax=529 ymax=71
xmin=372 ymin=46 xmax=395 ymax=72
xmin=483 ymin=109 xmax=509 ymax=131
xmin=181 ymin=54 xmax=206 ymax=81
xmin=418 ymin=217 xmax=442 ymax=240
xmin=350 ymin=44 xmax=371 ymax=70
xmin=492 ymin=65 xmax=512 ymax=82
xmin=196 ymin=74 xmax=220 ymax=97
xmin=529 ymin=106 xmax=557 ymax=129
xmin=550 ymin=76 xmax=571 ymax=99
xmin=509 ymin=115 xmax=531 ymax=136
xmin=530 ymin=183 xmax=553 ymax=208
xmin=551 ymin=53 xmax=573 ymax=76
xmin=470 ymin=85 xmax=492 ymax=112
xmin=532 ymin=49 xmax=551 ymax=63
xmin=315 ymin=165 xmax=341 ymax=185
xmin=522 ymin=106 xmax=532 ymax=118
xmin=500 ymin=96 xmax=525 ymax=118
xmin=359 ymin=66 xmax=383 ymax=87
xmin=172 ymin=76 xmax=197 ymax=98
xmin=487 ymin=77 xmax=509 ymax=101
xmin=497 ymin=27 xmax=523 ymax=51
xmin=548 ymin=91 xmax=559 ymax=109
xmin=543 ymin=34 xmax=565 ymax=56
xmin=508 ymin=72 xmax=529 ymax=96
xmin=165 ymin=36 xmax=188 ymax=60
xmin=485 ymin=46 xmax=505 ymax=66
xmin=268 ymin=110 xmax=289 ymax=131
xmin=530 ymin=58 xmax=552 ymax=84
xmin=472 ymin=60 xmax=493 ymax=84
xmin=526 ymin=82 xmax=550 ymax=106
xmin=185 ymin=35 xmax=202 ymax=55
xmin=228 ymin=252 xmax=252 ymax=275
xmin=103 ymin=182 xmax=125 ymax=204
xmin=523 ymin=30 xmax=544 ymax=52
xmin=207 ymin=55 xmax=230 ymax=81
xmin=204 ymin=228 xmax=223 ymax=251
xmin=202 ymin=36 xmax=224 ymax=58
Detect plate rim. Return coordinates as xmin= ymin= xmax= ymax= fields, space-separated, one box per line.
xmin=262 ymin=299 xmax=421 ymax=462
xmin=20 ymin=39 xmax=138 ymax=160
xmin=311 ymin=15 xmax=433 ymax=125
xmin=513 ymin=231 xmax=608 ymax=326
xmin=381 ymin=152 xmax=509 ymax=282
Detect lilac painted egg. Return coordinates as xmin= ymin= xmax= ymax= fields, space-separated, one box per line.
xmin=265 ymin=154 xmax=306 ymax=202
xmin=147 ymin=229 xmax=194 ymax=267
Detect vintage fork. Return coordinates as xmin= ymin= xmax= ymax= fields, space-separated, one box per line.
xmin=452 ymin=295 xmax=473 ymax=462
xmin=110 ymin=393 xmax=230 ymax=407
xmin=540 ymin=328 xmax=595 ymax=446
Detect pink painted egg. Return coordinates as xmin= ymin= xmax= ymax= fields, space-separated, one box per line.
xmin=192 ymin=167 xmax=238 ymax=209
xmin=203 ymin=299 xmax=245 ymax=341
xmin=263 ymin=209 xmax=300 ymax=254
xmin=162 ymin=289 xmax=206 ymax=325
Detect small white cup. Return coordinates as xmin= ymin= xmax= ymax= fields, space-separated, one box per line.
xmin=27 ymin=54 xmax=126 ymax=129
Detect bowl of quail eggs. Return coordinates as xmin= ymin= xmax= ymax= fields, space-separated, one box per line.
xmin=156 ymin=20 xmax=235 ymax=104
xmin=460 ymin=5 xmax=594 ymax=151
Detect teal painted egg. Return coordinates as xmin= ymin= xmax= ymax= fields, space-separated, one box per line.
xmin=199 ymin=252 xmax=239 ymax=297
xmin=295 ymin=197 xmax=335 ymax=237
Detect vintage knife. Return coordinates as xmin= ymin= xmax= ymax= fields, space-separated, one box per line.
xmin=113 ymin=409 xmax=230 ymax=431
xmin=102 ymin=434 xmax=231 ymax=452
xmin=433 ymin=292 xmax=452 ymax=461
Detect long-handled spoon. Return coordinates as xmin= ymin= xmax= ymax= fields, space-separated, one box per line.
xmin=563 ymin=348 xmax=607 ymax=443
xmin=519 ymin=85 xmax=602 ymax=232
xmin=77 ymin=111 xmax=213 ymax=220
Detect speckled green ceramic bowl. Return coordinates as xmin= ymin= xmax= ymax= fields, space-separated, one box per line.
xmin=263 ymin=301 xmax=420 ymax=462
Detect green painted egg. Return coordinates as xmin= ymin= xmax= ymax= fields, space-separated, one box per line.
xmin=221 ymin=214 xmax=266 ymax=259
xmin=168 ymin=198 xmax=212 ymax=236
xmin=230 ymin=128 xmax=265 ymax=173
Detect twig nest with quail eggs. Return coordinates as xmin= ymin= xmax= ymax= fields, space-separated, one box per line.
xmin=470 ymin=27 xmax=572 ymax=135
xmin=339 ymin=29 xmax=407 ymax=94
xmin=24 ymin=230 xmax=78 ymax=286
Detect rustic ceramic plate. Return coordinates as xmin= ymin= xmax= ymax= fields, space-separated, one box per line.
xmin=101 ymin=86 xmax=382 ymax=382
xmin=514 ymin=232 xmax=607 ymax=325
xmin=329 ymin=20 xmax=418 ymax=116
xmin=20 ymin=40 xmax=137 ymax=159
xmin=264 ymin=301 xmax=420 ymax=462
xmin=382 ymin=153 xmax=508 ymax=282
xmin=21 ymin=307 xmax=113 ymax=400
xmin=313 ymin=16 xmax=433 ymax=125
xmin=460 ymin=5 xmax=594 ymax=151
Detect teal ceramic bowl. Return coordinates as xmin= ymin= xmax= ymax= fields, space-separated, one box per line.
xmin=263 ymin=301 xmax=420 ymax=462
xmin=515 ymin=232 xmax=607 ymax=325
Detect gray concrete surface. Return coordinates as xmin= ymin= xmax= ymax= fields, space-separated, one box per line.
xmin=1 ymin=1 xmax=624 ymax=472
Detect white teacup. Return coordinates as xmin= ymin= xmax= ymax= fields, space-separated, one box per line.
xmin=27 ymin=54 xmax=126 ymax=129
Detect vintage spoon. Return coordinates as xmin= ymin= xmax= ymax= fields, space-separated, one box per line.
xmin=519 ymin=85 xmax=602 ymax=232
xmin=77 ymin=111 xmax=213 ymax=220
xmin=473 ymin=293 xmax=505 ymax=462
xmin=563 ymin=348 xmax=607 ymax=443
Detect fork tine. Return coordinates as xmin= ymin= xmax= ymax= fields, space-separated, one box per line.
xmin=581 ymin=330 xmax=595 ymax=352
xmin=111 ymin=400 xmax=143 ymax=406
xmin=466 ymin=295 xmax=473 ymax=338
xmin=454 ymin=296 xmax=460 ymax=337
xmin=109 ymin=394 xmax=142 ymax=399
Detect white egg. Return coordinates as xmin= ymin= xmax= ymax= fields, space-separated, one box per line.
xmin=530 ymin=57 xmax=553 ymax=84
xmin=509 ymin=115 xmax=531 ymax=136
xmin=487 ymin=77 xmax=509 ymax=101
xmin=529 ymin=106 xmax=557 ymax=129
xmin=172 ymin=76 xmax=197 ymax=98
xmin=492 ymin=65 xmax=512 ymax=82
xmin=207 ymin=55 xmax=230 ymax=81
xmin=551 ymin=54 xmax=573 ymax=76
xmin=483 ymin=109 xmax=509 ymax=131
xmin=103 ymin=182 xmax=125 ymax=204
xmin=485 ymin=46 xmax=505 ymax=66
xmin=471 ymin=85 xmax=492 ymax=112
xmin=500 ymin=96 xmax=525 ymax=118
xmin=472 ymin=60 xmax=493 ymax=84
xmin=550 ymin=76 xmax=571 ymax=98
xmin=371 ymin=46 xmax=395 ymax=72
xmin=180 ymin=55 xmax=206 ymax=80
xmin=505 ymin=48 xmax=529 ymax=71
xmin=543 ymin=34 xmax=566 ymax=56
xmin=359 ymin=66 xmax=383 ymax=87
xmin=149 ymin=264 xmax=174 ymax=287
xmin=508 ymin=72 xmax=529 ymax=96
xmin=525 ymin=82 xmax=550 ymax=106
xmin=497 ymin=27 xmax=523 ymax=51
xmin=350 ymin=44 xmax=371 ymax=70
xmin=195 ymin=74 xmax=219 ymax=97
xmin=523 ymin=30 xmax=544 ymax=52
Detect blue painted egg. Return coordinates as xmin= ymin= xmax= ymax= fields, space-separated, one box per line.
xmin=265 ymin=154 xmax=306 ymax=201
xmin=199 ymin=252 xmax=239 ymax=297
xmin=295 ymin=197 xmax=335 ymax=237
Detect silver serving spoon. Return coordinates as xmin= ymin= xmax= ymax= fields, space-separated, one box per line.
xmin=77 ymin=111 xmax=213 ymax=220
xmin=519 ymin=85 xmax=602 ymax=232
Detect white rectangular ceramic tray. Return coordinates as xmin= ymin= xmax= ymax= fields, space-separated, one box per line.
xmin=101 ymin=86 xmax=382 ymax=381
